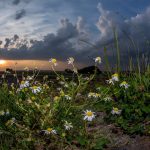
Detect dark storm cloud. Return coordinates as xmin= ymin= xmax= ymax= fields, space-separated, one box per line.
xmin=0 ymin=3 xmax=150 ymax=68
xmin=4 ymin=35 xmax=20 ymax=48
xmin=12 ymin=0 xmax=20 ymax=5
xmin=15 ymin=9 xmax=26 ymax=20
xmin=0 ymin=17 xmax=89 ymax=60
xmin=4 ymin=38 xmax=11 ymax=48
xmin=13 ymin=34 xmax=19 ymax=41
xmin=97 ymin=4 xmax=150 ymax=46
xmin=12 ymin=0 xmax=32 ymax=5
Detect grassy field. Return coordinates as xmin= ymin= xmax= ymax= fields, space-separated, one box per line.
xmin=0 ymin=57 xmax=149 ymax=150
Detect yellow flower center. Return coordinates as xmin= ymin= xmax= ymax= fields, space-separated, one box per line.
xmin=112 ymin=73 xmax=118 ymax=77
xmin=96 ymin=57 xmax=101 ymax=61
xmin=96 ymin=93 xmax=101 ymax=97
xmin=86 ymin=111 xmax=93 ymax=117
xmin=52 ymin=59 xmax=57 ymax=63
xmin=25 ymin=88 xmax=28 ymax=91
xmin=113 ymin=107 xmax=119 ymax=112
xmin=31 ymin=96 xmax=36 ymax=100
xmin=32 ymin=86 xmax=37 ymax=89
xmin=21 ymin=81 xmax=25 ymax=84
xmin=47 ymin=128 xmax=52 ymax=132
xmin=122 ymin=81 xmax=127 ymax=85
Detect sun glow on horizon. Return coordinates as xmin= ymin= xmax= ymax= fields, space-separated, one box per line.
xmin=0 ymin=59 xmax=86 ymax=71
xmin=0 ymin=60 xmax=6 ymax=65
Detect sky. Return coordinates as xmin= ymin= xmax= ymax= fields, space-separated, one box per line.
xmin=0 ymin=0 xmax=150 ymax=70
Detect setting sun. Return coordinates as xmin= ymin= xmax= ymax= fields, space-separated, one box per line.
xmin=0 ymin=60 xmax=6 ymax=65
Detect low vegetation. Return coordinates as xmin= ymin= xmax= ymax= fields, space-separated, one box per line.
xmin=0 ymin=57 xmax=149 ymax=149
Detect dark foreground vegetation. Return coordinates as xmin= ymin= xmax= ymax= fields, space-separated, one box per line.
xmin=0 ymin=57 xmax=149 ymax=149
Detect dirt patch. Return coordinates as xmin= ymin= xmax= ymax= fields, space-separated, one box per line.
xmin=88 ymin=112 xmax=150 ymax=150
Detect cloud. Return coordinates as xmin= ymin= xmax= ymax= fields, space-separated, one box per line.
xmin=96 ymin=3 xmax=126 ymax=41
xmin=15 ymin=9 xmax=26 ymax=20
xmin=0 ymin=17 xmax=91 ymax=61
xmin=12 ymin=0 xmax=32 ymax=5
xmin=4 ymin=38 xmax=11 ymax=48
xmin=12 ymin=0 xmax=21 ymax=5
xmin=97 ymin=3 xmax=150 ymax=67
xmin=96 ymin=3 xmax=150 ymax=45
xmin=4 ymin=35 xmax=20 ymax=48
xmin=0 ymin=3 xmax=150 ymax=68
xmin=14 ymin=34 xmax=19 ymax=41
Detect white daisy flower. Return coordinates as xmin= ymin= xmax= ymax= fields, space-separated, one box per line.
xmin=64 ymin=121 xmax=73 ymax=130
xmin=24 ymin=67 xmax=29 ymax=71
xmin=31 ymin=86 xmax=42 ymax=94
xmin=112 ymin=73 xmax=119 ymax=82
xmin=106 ymin=79 xmax=114 ymax=85
xmin=111 ymin=107 xmax=121 ymax=115
xmin=64 ymin=95 xmax=72 ymax=100
xmin=43 ymin=128 xmax=57 ymax=135
xmin=83 ymin=110 xmax=96 ymax=121
xmin=96 ymin=87 xmax=101 ymax=91
xmin=64 ymin=84 xmax=69 ymax=88
xmin=88 ymin=92 xmax=94 ymax=98
xmin=57 ymin=87 xmax=62 ymax=91
xmin=120 ymin=81 xmax=129 ymax=89
xmin=103 ymin=96 xmax=112 ymax=102
xmin=27 ymin=76 xmax=33 ymax=81
xmin=20 ymin=81 xmax=30 ymax=89
xmin=73 ymin=68 xmax=78 ymax=74
xmin=49 ymin=58 xmax=57 ymax=66
xmin=94 ymin=57 xmax=102 ymax=64
xmin=1 ymin=74 xmax=5 ymax=79
xmin=67 ymin=57 xmax=74 ymax=65
xmin=88 ymin=92 xmax=100 ymax=98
